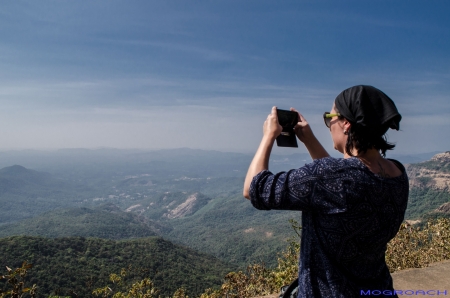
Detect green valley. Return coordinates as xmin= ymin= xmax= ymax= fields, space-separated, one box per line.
xmin=0 ymin=236 xmax=234 ymax=297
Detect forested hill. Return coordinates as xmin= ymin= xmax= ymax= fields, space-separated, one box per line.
xmin=0 ymin=165 xmax=94 ymax=224
xmin=0 ymin=203 xmax=169 ymax=239
xmin=406 ymin=151 xmax=450 ymax=219
xmin=0 ymin=236 xmax=235 ymax=297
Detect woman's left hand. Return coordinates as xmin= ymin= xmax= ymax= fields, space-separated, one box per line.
xmin=263 ymin=106 xmax=282 ymax=140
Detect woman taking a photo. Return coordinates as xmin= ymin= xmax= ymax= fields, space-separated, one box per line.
xmin=243 ymin=85 xmax=408 ymax=298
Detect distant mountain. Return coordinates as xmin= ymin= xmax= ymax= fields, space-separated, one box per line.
xmin=0 ymin=148 xmax=438 ymax=182
xmin=0 ymin=165 xmax=54 ymax=192
xmin=388 ymin=151 xmax=442 ymax=165
xmin=0 ymin=236 xmax=235 ymax=297
xmin=0 ymin=148 xmax=440 ymax=169
xmin=0 ymin=165 xmax=97 ymax=224
xmin=0 ymin=203 xmax=170 ymax=239
xmin=0 ymin=148 xmax=254 ymax=180
xmin=405 ymin=151 xmax=450 ymax=219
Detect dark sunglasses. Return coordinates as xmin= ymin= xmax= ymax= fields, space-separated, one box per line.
xmin=323 ymin=112 xmax=341 ymax=128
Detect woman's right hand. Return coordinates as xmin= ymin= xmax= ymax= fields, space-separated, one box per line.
xmin=290 ymin=107 xmax=314 ymax=143
xmin=290 ymin=108 xmax=330 ymax=159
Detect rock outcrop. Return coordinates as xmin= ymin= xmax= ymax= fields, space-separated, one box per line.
xmin=407 ymin=152 xmax=450 ymax=191
xmin=436 ymin=202 xmax=450 ymax=213
xmin=167 ymin=193 xmax=199 ymax=219
xmin=431 ymin=151 xmax=450 ymax=162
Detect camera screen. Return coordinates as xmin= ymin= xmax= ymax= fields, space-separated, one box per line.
xmin=277 ymin=109 xmax=297 ymax=128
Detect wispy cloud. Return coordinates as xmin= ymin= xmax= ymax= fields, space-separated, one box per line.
xmin=99 ymin=38 xmax=234 ymax=62
xmin=0 ymin=76 xmax=336 ymax=111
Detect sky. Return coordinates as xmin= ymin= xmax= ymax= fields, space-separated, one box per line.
xmin=0 ymin=0 xmax=449 ymax=155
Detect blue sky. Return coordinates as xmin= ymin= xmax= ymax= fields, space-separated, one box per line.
xmin=0 ymin=1 xmax=449 ymax=154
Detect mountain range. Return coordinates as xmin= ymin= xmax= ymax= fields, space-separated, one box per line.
xmin=0 ymin=148 xmax=449 ymax=296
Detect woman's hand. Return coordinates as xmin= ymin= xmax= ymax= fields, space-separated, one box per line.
xmin=290 ymin=107 xmax=330 ymax=160
xmin=290 ymin=107 xmax=313 ymax=143
xmin=263 ymin=106 xmax=282 ymax=140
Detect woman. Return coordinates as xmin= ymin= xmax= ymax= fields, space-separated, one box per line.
xmin=243 ymin=85 xmax=408 ymax=298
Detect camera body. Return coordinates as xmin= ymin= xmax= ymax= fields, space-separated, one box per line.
xmin=276 ymin=109 xmax=298 ymax=147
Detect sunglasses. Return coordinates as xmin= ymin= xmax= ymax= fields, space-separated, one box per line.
xmin=323 ymin=112 xmax=341 ymax=128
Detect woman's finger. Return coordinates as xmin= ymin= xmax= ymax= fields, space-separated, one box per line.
xmin=290 ymin=107 xmax=304 ymax=124
xmin=298 ymin=113 xmax=306 ymax=122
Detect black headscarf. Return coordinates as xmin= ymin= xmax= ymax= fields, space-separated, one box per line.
xmin=334 ymin=85 xmax=401 ymax=136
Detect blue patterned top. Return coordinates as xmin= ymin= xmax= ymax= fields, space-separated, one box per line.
xmin=250 ymin=157 xmax=408 ymax=298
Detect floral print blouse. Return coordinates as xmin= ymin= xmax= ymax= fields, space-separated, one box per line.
xmin=250 ymin=157 xmax=409 ymax=298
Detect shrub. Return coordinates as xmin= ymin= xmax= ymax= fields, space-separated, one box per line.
xmin=386 ymin=218 xmax=450 ymax=272
xmin=0 ymin=262 xmax=37 ymax=298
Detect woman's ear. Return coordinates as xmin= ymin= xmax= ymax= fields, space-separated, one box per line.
xmin=342 ymin=119 xmax=351 ymax=135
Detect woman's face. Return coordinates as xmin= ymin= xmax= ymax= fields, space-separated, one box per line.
xmin=329 ymin=104 xmax=348 ymax=154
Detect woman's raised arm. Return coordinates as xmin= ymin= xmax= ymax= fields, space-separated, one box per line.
xmin=243 ymin=106 xmax=281 ymax=199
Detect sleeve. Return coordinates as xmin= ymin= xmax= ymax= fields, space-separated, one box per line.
xmin=249 ymin=158 xmax=349 ymax=213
